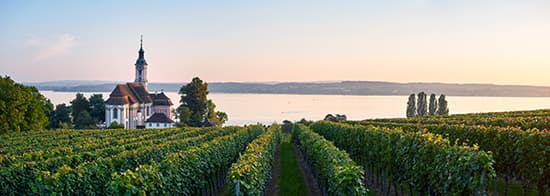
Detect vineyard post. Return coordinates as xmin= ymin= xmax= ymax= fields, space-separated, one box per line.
xmin=478 ymin=169 xmax=486 ymax=196
xmin=234 ymin=180 xmax=240 ymax=196
xmin=493 ymin=175 xmax=498 ymax=196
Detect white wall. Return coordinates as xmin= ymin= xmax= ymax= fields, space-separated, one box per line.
xmin=105 ymin=104 xmax=129 ymax=129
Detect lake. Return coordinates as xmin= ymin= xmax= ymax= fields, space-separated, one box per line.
xmin=41 ymin=91 xmax=550 ymax=125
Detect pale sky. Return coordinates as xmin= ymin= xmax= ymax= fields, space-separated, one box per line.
xmin=1 ymin=1 xmax=550 ymax=85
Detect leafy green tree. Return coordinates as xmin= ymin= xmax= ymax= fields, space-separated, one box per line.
xmin=0 ymin=76 xmax=50 ymax=134
xmin=204 ymin=100 xmax=228 ymax=126
xmin=429 ymin=93 xmax=438 ymax=116
xmin=71 ymin=93 xmax=90 ymax=122
xmin=406 ymin=94 xmax=416 ymax=118
xmin=177 ymin=77 xmax=227 ymax=127
xmin=437 ymin=94 xmax=449 ymax=116
xmin=177 ymin=77 xmax=208 ymax=127
xmin=49 ymin=103 xmax=72 ymax=129
xmin=107 ymin=121 xmax=124 ymax=129
xmin=216 ymin=111 xmax=228 ymax=125
xmin=89 ymin=94 xmax=105 ymax=123
xmin=417 ymin=92 xmax=428 ymax=117
xmin=74 ymin=110 xmax=96 ymax=129
xmin=175 ymin=106 xmax=191 ymax=127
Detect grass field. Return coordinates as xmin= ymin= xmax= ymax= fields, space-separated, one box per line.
xmin=276 ymin=134 xmax=308 ymax=195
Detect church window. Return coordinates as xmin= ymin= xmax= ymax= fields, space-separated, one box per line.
xmin=113 ymin=108 xmax=118 ymax=119
xmin=156 ymin=123 xmax=159 ymax=127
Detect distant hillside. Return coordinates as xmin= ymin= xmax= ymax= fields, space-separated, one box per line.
xmin=27 ymin=80 xmax=550 ymax=97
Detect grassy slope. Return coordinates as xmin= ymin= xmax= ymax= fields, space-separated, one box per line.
xmin=276 ymin=135 xmax=308 ymax=196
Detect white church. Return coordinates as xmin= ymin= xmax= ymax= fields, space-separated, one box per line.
xmin=104 ymin=37 xmax=174 ymax=129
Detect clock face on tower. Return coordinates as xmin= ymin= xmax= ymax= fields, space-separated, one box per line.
xmin=137 ymin=65 xmax=144 ymax=71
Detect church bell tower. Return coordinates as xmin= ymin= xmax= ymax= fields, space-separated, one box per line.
xmin=135 ymin=35 xmax=148 ymax=91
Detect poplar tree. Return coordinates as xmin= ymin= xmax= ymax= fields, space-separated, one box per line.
xmin=429 ymin=93 xmax=438 ymax=116
xmin=417 ymin=92 xmax=428 ymax=116
xmin=437 ymin=94 xmax=449 ymax=116
xmin=406 ymin=94 xmax=416 ymax=117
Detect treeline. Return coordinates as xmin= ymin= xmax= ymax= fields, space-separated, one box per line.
xmin=1 ymin=75 xmax=231 ymax=133
xmin=49 ymin=93 xmax=106 ymax=129
xmin=406 ymin=92 xmax=448 ymax=117
xmin=0 ymin=76 xmax=107 ymax=133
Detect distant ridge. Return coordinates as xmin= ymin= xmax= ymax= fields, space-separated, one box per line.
xmin=27 ymin=80 xmax=550 ymax=97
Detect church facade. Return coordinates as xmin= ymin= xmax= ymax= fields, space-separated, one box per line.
xmin=104 ymin=37 xmax=174 ymax=129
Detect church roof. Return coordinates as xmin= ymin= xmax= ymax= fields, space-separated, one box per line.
xmin=105 ymin=84 xmax=136 ymax=105
xmin=146 ymin=112 xmax=174 ymax=123
xmin=127 ymin=82 xmax=152 ymax=103
xmin=150 ymin=92 xmax=173 ymax=106
xmin=105 ymin=83 xmax=152 ymax=105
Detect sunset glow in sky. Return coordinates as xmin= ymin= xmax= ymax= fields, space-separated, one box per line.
xmin=1 ymin=1 xmax=550 ymax=85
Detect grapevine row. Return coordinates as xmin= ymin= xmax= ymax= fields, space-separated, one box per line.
xmin=357 ymin=121 xmax=550 ymax=194
xmin=0 ymin=127 xmax=239 ymax=195
xmin=293 ymin=124 xmax=368 ymax=195
xmin=108 ymin=125 xmax=265 ymax=195
xmin=311 ymin=121 xmax=495 ymax=195
xmin=227 ymin=125 xmax=281 ymax=195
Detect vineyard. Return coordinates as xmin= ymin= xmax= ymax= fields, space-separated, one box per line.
xmin=0 ymin=109 xmax=548 ymax=195
xmin=354 ymin=109 xmax=550 ymax=195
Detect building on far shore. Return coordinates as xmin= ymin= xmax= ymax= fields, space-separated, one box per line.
xmin=104 ymin=36 xmax=174 ymax=129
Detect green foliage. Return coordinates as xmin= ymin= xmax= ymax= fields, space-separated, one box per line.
xmin=311 ymin=121 xmax=495 ymax=195
xmin=437 ymin=94 xmax=449 ymax=116
xmin=416 ymin=92 xmax=427 ymax=116
xmin=0 ymin=126 xmax=258 ymax=195
xmin=228 ymin=125 xmax=281 ymax=195
xmin=108 ymin=121 xmax=125 ymax=129
xmin=406 ymin=94 xmax=416 ymax=118
xmin=207 ymin=100 xmax=227 ymax=126
xmin=69 ymin=93 xmax=105 ymax=129
xmin=216 ymin=111 xmax=228 ymax=125
xmin=88 ymin=94 xmax=105 ymax=123
xmin=108 ymin=126 xmax=264 ymax=195
xmin=0 ymin=76 xmax=50 ymax=133
xmin=297 ymin=118 xmax=313 ymax=126
xmin=293 ymin=124 xmax=368 ymax=195
xmin=177 ymin=77 xmax=227 ymax=127
xmin=177 ymin=77 xmax=208 ymax=126
xmin=48 ymin=104 xmax=72 ymax=129
xmin=429 ymin=93 xmax=437 ymax=116
xmin=368 ymin=122 xmax=549 ymax=194
xmin=73 ymin=111 xmax=96 ymax=129
xmin=70 ymin=93 xmax=89 ymax=122
xmin=281 ymin=120 xmax=293 ymax=133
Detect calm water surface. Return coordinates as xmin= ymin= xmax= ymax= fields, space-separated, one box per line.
xmin=41 ymin=91 xmax=550 ymax=125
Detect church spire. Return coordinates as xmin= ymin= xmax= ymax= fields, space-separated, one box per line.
xmin=135 ymin=35 xmax=148 ymax=91
xmin=138 ymin=34 xmax=145 ymax=59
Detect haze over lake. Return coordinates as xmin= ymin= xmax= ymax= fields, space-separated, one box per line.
xmin=41 ymin=91 xmax=550 ymax=125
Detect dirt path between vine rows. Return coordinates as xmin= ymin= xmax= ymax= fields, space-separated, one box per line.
xmin=266 ymin=145 xmax=280 ymax=196
xmin=292 ymin=142 xmax=322 ymax=196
